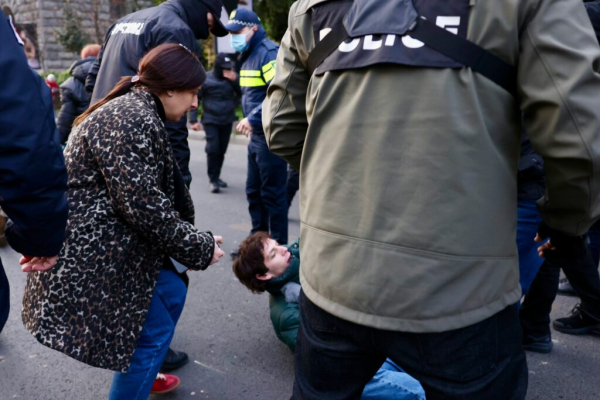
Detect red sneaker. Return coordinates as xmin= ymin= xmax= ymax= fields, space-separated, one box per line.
xmin=151 ymin=373 xmax=181 ymax=394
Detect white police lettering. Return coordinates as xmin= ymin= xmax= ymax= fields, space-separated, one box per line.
xmin=320 ymin=16 xmax=461 ymax=54
xmin=339 ymin=38 xmax=360 ymax=53
xmin=364 ymin=35 xmax=382 ymax=50
xmin=436 ymin=16 xmax=460 ymax=34
xmin=111 ymin=22 xmax=145 ymax=36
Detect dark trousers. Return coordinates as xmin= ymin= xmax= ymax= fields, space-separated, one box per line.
xmin=0 ymin=261 xmax=9 ymax=333
xmin=246 ymin=134 xmax=288 ymax=244
xmin=520 ymin=234 xmax=600 ymax=337
xmin=287 ymin=167 xmax=300 ymax=208
xmin=293 ymin=293 xmax=528 ymax=400
xmin=204 ymin=123 xmax=232 ymax=183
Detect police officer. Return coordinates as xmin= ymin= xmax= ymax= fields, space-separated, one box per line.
xmin=0 ymin=16 xmax=68 ymax=334
xmin=264 ymin=0 xmax=600 ymax=398
xmin=86 ymin=0 xmax=229 ymax=187
xmin=226 ymin=9 xmax=289 ymax=247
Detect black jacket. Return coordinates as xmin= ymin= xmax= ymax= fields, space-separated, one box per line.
xmin=189 ymin=70 xmax=240 ymax=126
xmin=85 ymin=0 xmax=211 ymax=185
xmin=56 ymin=57 xmax=95 ymax=144
xmin=586 ymin=0 xmax=600 ymax=39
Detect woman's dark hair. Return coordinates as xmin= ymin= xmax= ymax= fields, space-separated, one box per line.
xmin=75 ymin=43 xmax=206 ymax=126
xmin=232 ymin=232 xmax=271 ymax=294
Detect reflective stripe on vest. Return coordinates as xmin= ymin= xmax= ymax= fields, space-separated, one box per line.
xmin=240 ymin=70 xmax=266 ymax=87
xmin=262 ymin=61 xmax=276 ymax=82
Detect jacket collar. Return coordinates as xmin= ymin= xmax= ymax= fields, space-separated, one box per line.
xmin=240 ymin=28 xmax=266 ymax=64
xmin=131 ymin=86 xmax=167 ymax=122
xmin=265 ymin=254 xmax=300 ymax=295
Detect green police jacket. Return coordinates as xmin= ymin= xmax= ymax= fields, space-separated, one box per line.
xmin=264 ymin=0 xmax=600 ymax=332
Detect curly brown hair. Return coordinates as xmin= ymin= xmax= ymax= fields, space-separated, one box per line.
xmin=232 ymin=232 xmax=271 ymax=293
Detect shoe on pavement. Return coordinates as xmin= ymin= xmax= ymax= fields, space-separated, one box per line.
xmin=218 ymin=179 xmax=228 ymax=188
xmin=553 ymin=304 xmax=600 ymax=335
xmin=161 ymin=348 xmax=189 ymax=371
xmin=151 ymin=373 xmax=181 ymax=394
xmin=210 ymin=181 xmax=220 ymax=193
xmin=523 ymin=334 xmax=553 ymax=353
xmin=231 ymin=249 xmax=239 ymax=259
xmin=557 ymin=279 xmax=577 ymax=297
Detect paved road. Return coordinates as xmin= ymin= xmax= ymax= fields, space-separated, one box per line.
xmin=0 ymin=136 xmax=598 ymax=399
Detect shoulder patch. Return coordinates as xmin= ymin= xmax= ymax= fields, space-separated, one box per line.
xmin=261 ymin=39 xmax=279 ymax=52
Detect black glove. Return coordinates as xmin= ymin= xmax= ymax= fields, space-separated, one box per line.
xmin=537 ymin=221 xmax=588 ymax=264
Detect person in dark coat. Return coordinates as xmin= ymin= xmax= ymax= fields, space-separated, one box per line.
xmin=189 ymin=53 xmax=241 ymax=193
xmin=56 ymin=44 xmax=101 ymax=144
xmin=86 ymin=0 xmax=229 ymax=188
xmin=0 ymin=15 xmax=68 ymax=334
xmin=23 ymin=44 xmax=225 ymax=399
xmin=227 ymin=9 xmax=289 ymax=246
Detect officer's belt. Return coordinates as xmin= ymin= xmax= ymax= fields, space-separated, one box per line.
xmin=307 ymin=17 xmax=517 ymax=98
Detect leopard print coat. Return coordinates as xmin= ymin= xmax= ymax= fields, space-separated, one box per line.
xmin=22 ymin=87 xmax=215 ymax=372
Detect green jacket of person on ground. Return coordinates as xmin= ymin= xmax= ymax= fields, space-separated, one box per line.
xmin=265 ymin=240 xmax=300 ymax=351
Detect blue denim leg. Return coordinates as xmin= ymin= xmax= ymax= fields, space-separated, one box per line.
xmin=587 ymin=221 xmax=600 ymax=268
xmin=108 ymin=269 xmax=187 ymax=400
xmin=517 ymin=199 xmax=544 ymax=295
xmin=361 ymin=359 xmax=426 ymax=400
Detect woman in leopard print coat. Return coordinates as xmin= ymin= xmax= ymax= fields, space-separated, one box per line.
xmin=21 ymin=44 xmax=224 ymax=398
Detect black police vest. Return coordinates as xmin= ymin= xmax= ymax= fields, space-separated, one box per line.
xmin=308 ymin=0 xmax=516 ymax=97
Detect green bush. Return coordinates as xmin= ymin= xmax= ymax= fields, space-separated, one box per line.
xmin=254 ymin=0 xmax=296 ymax=42
xmin=40 ymin=69 xmax=71 ymax=86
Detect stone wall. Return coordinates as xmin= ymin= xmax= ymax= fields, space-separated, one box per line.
xmin=4 ymin=0 xmax=153 ymax=71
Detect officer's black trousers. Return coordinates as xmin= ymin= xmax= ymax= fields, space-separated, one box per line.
xmin=204 ymin=123 xmax=232 ymax=184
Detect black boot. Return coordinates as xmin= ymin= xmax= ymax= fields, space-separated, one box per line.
xmin=161 ymin=348 xmax=189 ymax=371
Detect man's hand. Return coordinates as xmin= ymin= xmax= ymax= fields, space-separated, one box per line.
xmin=190 ymin=122 xmax=201 ymax=131
xmin=19 ymin=255 xmax=58 ymax=272
xmin=236 ymin=118 xmax=253 ymax=137
xmin=210 ymin=235 xmax=225 ymax=265
xmin=535 ymin=222 xmax=587 ymax=263
xmin=223 ymin=70 xmax=238 ymax=82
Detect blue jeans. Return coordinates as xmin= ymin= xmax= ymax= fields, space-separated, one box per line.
xmin=362 ymin=359 xmax=425 ymax=400
xmin=246 ymin=134 xmax=289 ymax=244
xmin=517 ymin=199 xmax=544 ymax=295
xmin=108 ymin=269 xmax=187 ymax=400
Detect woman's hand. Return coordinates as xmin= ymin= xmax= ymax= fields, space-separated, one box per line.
xmin=20 ymin=255 xmax=58 ymax=272
xmin=210 ymin=235 xmax=224 ymax=265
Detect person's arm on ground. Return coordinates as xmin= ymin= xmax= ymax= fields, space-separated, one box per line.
xmin=519 ymin=0 xmax=600 ymax=241
xmin=263 ymin=3 xmax=310 ymax=171
xmin=0 ymin=17 xmax=68 ymax=271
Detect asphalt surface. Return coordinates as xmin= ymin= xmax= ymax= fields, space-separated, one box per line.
xmin=0 ymin=135 xmax=599 ymax=400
